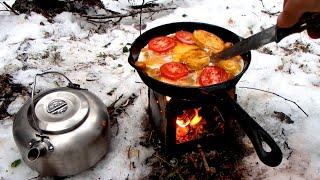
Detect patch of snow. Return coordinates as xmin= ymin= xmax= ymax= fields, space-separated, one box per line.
xmin=6 ymin=96 xmax=28 ymax=115
xmin=0 ymin=0 xmax=320 ymax=179
xmin=0 ymin=9 xmax=154 ymax=180
xmin=53 ymin=12 xmax=89 ymax=39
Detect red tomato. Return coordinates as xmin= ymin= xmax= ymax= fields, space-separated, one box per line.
xmin=175 ymin=31 xmax=195 ymax=44
xmin=148 ymin=36 xmax=176 ymax=52
xmin=199 ymin=66 xmax=229 ymax=86
xmin=160 ymin=62 xmax=189 ymax=80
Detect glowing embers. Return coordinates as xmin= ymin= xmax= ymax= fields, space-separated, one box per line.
xmin=176 ymin=108 xmax=207 ymax=144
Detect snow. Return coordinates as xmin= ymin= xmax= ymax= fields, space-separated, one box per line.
xmin=1 ymin=0 xmax=320 ymax=179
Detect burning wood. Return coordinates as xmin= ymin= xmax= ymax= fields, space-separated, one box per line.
xmin=175 ymin=108 xmax=206 ymax=144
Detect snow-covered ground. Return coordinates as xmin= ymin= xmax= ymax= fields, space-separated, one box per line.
xmin=1 ymin=0 xmax=320 ymax=179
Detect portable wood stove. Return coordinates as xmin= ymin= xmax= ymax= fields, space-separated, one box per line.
xmin=148 ymin=88 xmax=244 ymax=155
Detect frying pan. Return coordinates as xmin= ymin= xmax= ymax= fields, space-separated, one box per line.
xmin=128 ymin=22 xmax=282 ymax=167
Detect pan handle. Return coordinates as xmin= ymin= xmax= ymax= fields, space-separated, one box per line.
xmin=215 ymin=92 xmax=283 ymax=167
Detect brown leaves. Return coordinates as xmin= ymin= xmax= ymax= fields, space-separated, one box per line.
xmin=274 ymin=111 xmax=294 ymax=124
xmin=0 ymin=74 xmax=27 ymax=119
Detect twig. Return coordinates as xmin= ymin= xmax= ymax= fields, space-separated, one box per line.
xmin=122 ymin=99 xmax=130 ymax=107
xmin=115 ymin=17 xmax=123 ymax=23
xmin=129 ymin=161 xmax=135 ymax=170
xmin=1 ymin=1 xmax=19 ymax=15
xmin=115 ymin=121 xmax=119 ymax=135
xmin=287 ymin=150 xmax=293 ymax=160
xmin=153 ymin=154 xmax=173 ymax=167
xmin=108 ymin=93 xmax=138 ymax=137
xmin=261 ymin=10 xmax=280 ymax=16
xmin=259 ymin=0 xmax=265 ymax=8
xmin=0 ymin=2 xmax=8 ymax=10
xmin=128 ymin=145 xmax=131 ymax=159
xmin=153 ymin=153 xmax=184 ymax=180
xmin=85 ymin=7 xmax=176 ymax=20
xmin=27 ymin=175 xmax=40 ymax=180
xmin=145 ymin=11 xmax=157 ymax=20
xmin=188 ymin=155 xmax=198 ymax=169
xmin=87 ymin=19 xmax=112 ymax=24
xmin=281 ymin=128 xmax=286 ymax=136
xmin=177 ymin=171 xmax=184 ymax=180
xmin=107 ymin=94 xmax=123 ymax=136
xmin=197 ymin=144 xmax=216 ymax=174
xmin=129 ymin=1 xmax=158 ymax=9
xmin=139 ymin=0 xmax=145 ymax=35
xmin=148 ymin=130 xmax=153 ymax=143
xmin=214 ymin=106 xmax=225 ymax=122
xmin=284 ymin=141 xmax=291 ymax=150
xmin=238 ymin=86 xmax=308 ymax=117
xmin=107 ymin=94 xmax=124 ymax=113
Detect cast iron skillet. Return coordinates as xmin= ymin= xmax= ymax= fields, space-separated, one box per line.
xmin=128 ymin=22 xmax=282 ymax=167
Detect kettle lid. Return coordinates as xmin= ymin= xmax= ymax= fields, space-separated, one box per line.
xmin=33 ymin=90 xmax=89 ymax=133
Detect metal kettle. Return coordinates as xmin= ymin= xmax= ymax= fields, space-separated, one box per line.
xmin=13 ymin=72 xmax=110 ymax=177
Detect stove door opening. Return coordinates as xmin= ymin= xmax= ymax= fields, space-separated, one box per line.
xmin=167 ymin=102 xmax=225 ymax=145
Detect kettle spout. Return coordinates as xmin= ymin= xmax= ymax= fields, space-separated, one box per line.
xmin=27 ymin=142 xmax=47 ymax=161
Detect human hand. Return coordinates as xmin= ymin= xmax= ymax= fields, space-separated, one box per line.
xmin=277 ymin=0 xmax=320 ymax=38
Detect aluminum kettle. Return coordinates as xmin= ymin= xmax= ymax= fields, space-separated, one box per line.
xmin=13 ymin=72 xmax=110 ymax=177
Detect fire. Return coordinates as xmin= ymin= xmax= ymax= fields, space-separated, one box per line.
xmin=190 ymin=108 xmax=202 ymax=126
xmin=176 ymin=108 xmax=206 ymax=144
xmin=176 ymin=108 xmax=202 ymax=128
xmin=176 ymin=118 xmax=190 ymax=127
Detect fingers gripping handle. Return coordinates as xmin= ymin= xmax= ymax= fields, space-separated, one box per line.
xmin=276 ymin=13 xmax=320 ymax=42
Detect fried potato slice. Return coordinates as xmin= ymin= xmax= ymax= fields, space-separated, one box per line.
xmin=138 ymin=50 xmax=171 ymax=68
xmin=172 ymin=42 xmax=199 ymax=62
xmin=217 ymin=55 xmax=242 ymax=76
xmin=180 ymin=49 xmax=210 ymax=70
xmin=193 ymin=30 xmax=224 ymax=54
xmin=144 ymin=56 xmax=169 ymax=68
xmin=135 ymin=61 xmax=147 ymax=70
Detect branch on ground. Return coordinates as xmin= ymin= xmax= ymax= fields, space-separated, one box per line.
xmin=84 ymin=6 xmax=177 ymax=21
xmin=239 ymin=86 xmax=308 ymax=117
xmin=1 ymin=1 xmax=19 ymax=15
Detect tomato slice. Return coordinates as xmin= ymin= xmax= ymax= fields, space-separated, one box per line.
xmin=175 ymin=31 xmax=195 ymax=45
xmin=148 ymin=36 xmax=176 ymax=52
xmin=160 ymin=62 xmax=189 ymax=80
xmin=199 ymin=66 xmax=229 ymax=86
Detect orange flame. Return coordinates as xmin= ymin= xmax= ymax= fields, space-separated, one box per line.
xmin=176 ymin=118 xmax=190 ymax=127
xmin=190 ymin=108 xmax=202 ymax=126
xmin=176 ymin=108 xmax=202 ymax=128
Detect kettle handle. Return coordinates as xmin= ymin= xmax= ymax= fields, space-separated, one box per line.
xmin=30 ymin=71 xmax=79 ymax=134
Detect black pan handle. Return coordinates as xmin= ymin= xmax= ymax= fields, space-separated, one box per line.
xmin=215 ymin=92 xmax=283 ymax=167
xmin=276 ymin=12 xmax=320 ymax=42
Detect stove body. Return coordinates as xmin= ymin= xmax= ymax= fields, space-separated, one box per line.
xmin=148 ymin=88 xmax=243 ymax=154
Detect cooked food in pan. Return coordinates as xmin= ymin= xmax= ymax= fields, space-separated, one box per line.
xmin=135 ymin=30 xmax=243 ymax=87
